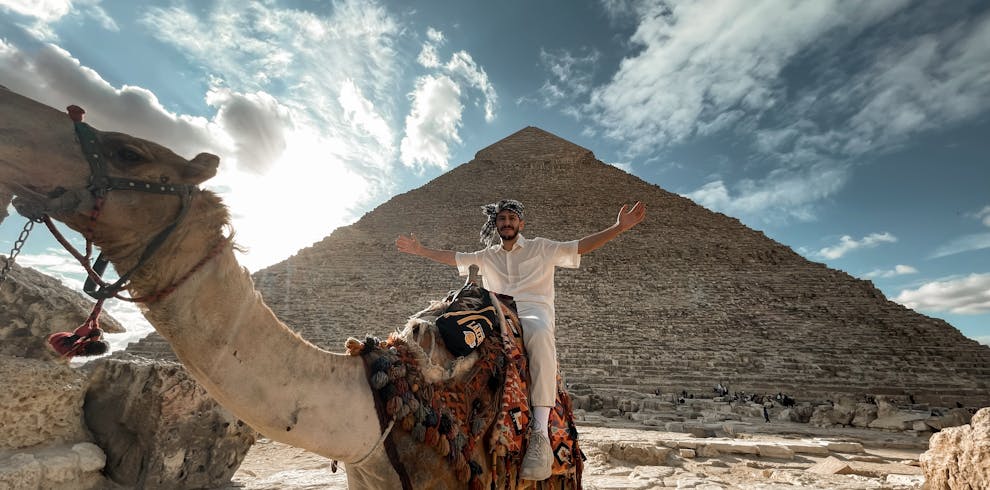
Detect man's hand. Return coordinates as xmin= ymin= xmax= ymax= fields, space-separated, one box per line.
xmin=396 ymin=233 xmax=423 ymax=256
xmin=616 ymin=201 xmax=646 ymax=232
xmin=396 ymin=233 xmax=457 ymax=266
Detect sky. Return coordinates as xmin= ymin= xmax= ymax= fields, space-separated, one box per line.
xmin=0 ymin=0 xmax=988 ymax=352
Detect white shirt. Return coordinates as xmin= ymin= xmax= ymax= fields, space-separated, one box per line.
xmin=455 ymin=234 xmax=581 ymax=306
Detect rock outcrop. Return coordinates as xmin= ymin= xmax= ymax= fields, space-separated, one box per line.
xmin=921 ymin=407 xmax=990 ymax=490
xmin=0 ymin=259 xmax=123 ymax=360
xmin=0 ymin=355 xmax=110 ymax=489
xmin=84 ymin=356 xmax=256 ymax=489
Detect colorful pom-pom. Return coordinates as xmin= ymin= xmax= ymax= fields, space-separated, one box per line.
xmin=425 ymin=427 xmax=439 ymax=447
xmin=371 ymin=356 xmax=392 ymax=373
xmin=344 ymin=337 xmax=363 ymax=355
xmin=386 ymin=396 xmax=403 ymax=416
xmin=394 ymin=378 xmax=409 ymax=395
xmin=370 ymin=371 xmax=389 ymax=389
xmin=438 ymin=435 xmax=450 ymax=456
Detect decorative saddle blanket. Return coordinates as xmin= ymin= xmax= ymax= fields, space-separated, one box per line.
xmin=348 ymin=285 xmax=583 ymax=489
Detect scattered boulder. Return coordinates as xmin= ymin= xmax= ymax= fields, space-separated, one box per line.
xmin=920 ymin=407 xmax=990 ymax=490
xmin=597 ymin=443 xmax=672 ymax=466
xmin=84 ymin=357 xmax=256 ymax=489
xmin=850 ymin=402 xmax=878 ymax=427
xmin=868 ymin=397 xmax=929 ymax=431
xmin=776 ymin=404 xmax=814 ymax=423
xmin=807 ymin=456 xmax=854 ymax=475
xmin=924 ymin=407 xmax=973 ymax=431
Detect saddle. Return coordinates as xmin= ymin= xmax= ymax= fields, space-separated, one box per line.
xmin=349 ymin=283 xmax=583 ymax=489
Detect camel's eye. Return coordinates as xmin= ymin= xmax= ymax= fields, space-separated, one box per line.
xmin=117 ymin=146 xmax=147 ymax=163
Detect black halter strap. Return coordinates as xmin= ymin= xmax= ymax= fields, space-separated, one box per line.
xmin=73 ymin=121 xmax=199 ymax=300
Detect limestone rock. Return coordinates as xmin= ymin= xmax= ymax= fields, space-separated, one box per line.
xmin=600 ymin=443 xmax=671 ymax=466
xmin=776 ymin=404 xmax=814 ymax=423
xmin=850 ymin=402 xmax=878 ymax=427
xmin=807 ymin=456 xmax=854 ymax=475
xmin=0 ymin=355 xmax=88 ymax=450
xmin=84 ymin=357 xmax=256 ymax=489
xmin=823 ymin=441 xmax=864 ymax=453
xmin=868 ymin=399 xmax=929 ymax=431
xmin=924 ymin=407 xmax=973 ymax=431
xmin=755 ymin=444 xmax=794 ymax=459
xmin=921 ymin=407 xmax=990 ymax=490
xmin=0 ymin=443 xmax=109 ymax=490
xmin=0 ymin=260 xmax=123 ymax=360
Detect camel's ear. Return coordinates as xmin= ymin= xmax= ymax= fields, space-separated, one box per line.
xmin=183 ymin=153 xmax=220 ymax=183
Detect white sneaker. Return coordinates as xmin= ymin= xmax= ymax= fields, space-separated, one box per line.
xmin=520 ymin=428 xmax=553 ymax=481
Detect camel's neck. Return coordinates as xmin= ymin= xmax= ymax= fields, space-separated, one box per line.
xmin=135 ymin=244 xmax=381 ymax=462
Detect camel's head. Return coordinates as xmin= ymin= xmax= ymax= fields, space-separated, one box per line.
xmin=0 ymin=87 xmax=222 ymax=261
xmin=397 ymin=285 xmax=494 ymax=383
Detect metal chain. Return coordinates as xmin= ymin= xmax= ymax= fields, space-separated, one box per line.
xmin=0 ymin=218 xmax=38 ymax=285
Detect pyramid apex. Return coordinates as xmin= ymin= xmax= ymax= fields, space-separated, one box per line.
xmin=474 ymin=126 xmax=594 ymax=164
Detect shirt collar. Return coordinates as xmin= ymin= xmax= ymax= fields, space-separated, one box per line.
xmin=496 ymin=234 xmax=527 ymax=252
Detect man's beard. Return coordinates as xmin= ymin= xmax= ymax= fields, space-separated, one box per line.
xmin=498 ymin=226 xmax=518 ymax=240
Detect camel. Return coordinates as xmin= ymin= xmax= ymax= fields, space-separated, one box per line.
xmin=0 ymin=86 xmax=578 ymax=489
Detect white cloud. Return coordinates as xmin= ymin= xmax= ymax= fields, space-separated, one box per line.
xmin=975 ymin=335 xmax=990 ymax=346
xmin=895 ymin=273 xmax=990 ymax=315
xmin=587 ymin=0 xmax=910 ymax=153
xmin=417 ymin=27 xmax=444 ymax=68
xmin=931 ymin=232 xmax=990 ymax=259
xmin=537 ymin=47 xmax=600 ymax=108
xmin=974 ymin=205 xmax=990 ymax=227
xmin=685 ymin=161 xmax=849 ymax=221
xmin=817 ymin=232 xmax=897 ymax=260
xmin=929 ymin=206 xmax=990 ymax=259
xmin=584 ymin=1 xmax=990 ymax=220
xmin=338 ymin=79 xmax=394 ymax=149
xmin=426 ymin=27 xmax=444 ymax=43
xmin=206 ymin=88 xmax=291 ymax=174
xmin=0 ymin=0 xmax=71 ymax=23
xmin=0 ymin=42 xmax=220 ymax=159
xmin=0 ymin=0 xmax=118 ymax=35
xmin=445 ymin=51 xmax=497 ymax=122
xmin=863 ymin=264 xmax=918 ymax=279
xmin=418 ymin=43 xmax=441 ymax=68
xmin=400 ymin=75 xmax=463 ymax=171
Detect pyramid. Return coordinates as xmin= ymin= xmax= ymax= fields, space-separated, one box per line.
xmin=132 ymin=127 xmax=990 ymax=406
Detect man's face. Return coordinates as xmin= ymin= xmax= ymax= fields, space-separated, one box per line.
xmin=495 ymin=210 xmax=524 ymax=241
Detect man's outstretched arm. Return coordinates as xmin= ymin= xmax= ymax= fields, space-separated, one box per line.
xmin=396 ymin=233 xmax=458 ymax=266
xmin=577 ymin=201 xmax=646 ymax=255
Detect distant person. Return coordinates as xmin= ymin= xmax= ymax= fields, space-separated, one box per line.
xmin=763 ymin=405 xmax=771 ymax=423
xmin=396 ymin=198 xmax=646 ymax=481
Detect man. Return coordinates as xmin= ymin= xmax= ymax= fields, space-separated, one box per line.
xmin=396 ymin=198 xmax=645 ymax=481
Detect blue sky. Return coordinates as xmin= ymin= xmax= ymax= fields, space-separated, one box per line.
xmin=1 ymin=0 xmax=988 ymax=349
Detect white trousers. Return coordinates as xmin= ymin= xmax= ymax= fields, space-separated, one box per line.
xmin=516 ymin=301 xmax=556 ymax=407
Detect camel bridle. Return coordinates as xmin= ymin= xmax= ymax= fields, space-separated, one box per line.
xmin=64 ymin=110 xmax=200 ymax=301
xmin=38 ymin=105 xmax=224 ymax=358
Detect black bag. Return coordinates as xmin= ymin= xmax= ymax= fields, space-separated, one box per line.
xmin=436 ymin=288 xmax=497 ymax=357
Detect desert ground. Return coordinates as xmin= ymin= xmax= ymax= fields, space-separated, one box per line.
xmin=225 ymin=413 xmax=928 ymax=489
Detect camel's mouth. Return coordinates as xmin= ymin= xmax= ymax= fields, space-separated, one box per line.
xmin=6 ymin=184 xmax=88 ymax=224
